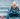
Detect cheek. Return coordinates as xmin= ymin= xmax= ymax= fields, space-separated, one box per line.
xmin=14 ymin=5 xmax=16 ymax=6
xmin=14 ymin=4 xmax=16 ymax=6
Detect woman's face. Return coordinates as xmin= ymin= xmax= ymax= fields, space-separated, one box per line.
xmin=12 ymin=3 xmax=16 ymax=8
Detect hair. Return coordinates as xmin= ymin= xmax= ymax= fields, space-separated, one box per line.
xmin=11 ymin=1 xmax=17 ymax=6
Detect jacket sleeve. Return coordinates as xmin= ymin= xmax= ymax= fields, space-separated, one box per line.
xmin=8 ymin=9 xmax=12 ymax=14
xmin=16 ymin=8 xmax=19 ymax=14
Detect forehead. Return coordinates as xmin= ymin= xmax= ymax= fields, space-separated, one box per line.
xmin=13 ymin=3 xmax=16 ymax=5
xmin=12 ymin=2 xmax=16 ymax=4
xmin=13 ymin=3 xmax=16 ymax=4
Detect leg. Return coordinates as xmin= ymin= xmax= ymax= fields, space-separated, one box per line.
xmin=6 ymin=15 xmax=9 ymax=19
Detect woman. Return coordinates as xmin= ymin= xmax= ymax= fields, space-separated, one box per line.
xmin=6 ymin=1 xmax=19 ymax=19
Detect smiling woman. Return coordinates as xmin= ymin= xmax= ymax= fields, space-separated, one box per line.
xmin=6 ymin=1 xmax=19 ymax=19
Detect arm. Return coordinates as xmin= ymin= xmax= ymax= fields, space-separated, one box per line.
xmin=8 ymin=9 xmax=12 ymax=14
xmin=16 ymin=8 xmax=19 ymax=16
xmin=16 ymin=8 xmax=19 ymax=14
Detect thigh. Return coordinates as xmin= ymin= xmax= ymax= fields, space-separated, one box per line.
xmin=9 ymin=17 xmax=19 ymax=19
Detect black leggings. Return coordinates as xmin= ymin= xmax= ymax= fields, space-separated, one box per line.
xmin=9 ymin=13 xmax=19 ymax=17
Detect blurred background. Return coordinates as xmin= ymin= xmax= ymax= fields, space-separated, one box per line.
xmin=0 ymin=0 xmax=20 ymax=19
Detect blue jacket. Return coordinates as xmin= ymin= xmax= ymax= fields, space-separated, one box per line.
xmin=8 ymin=7 xmax=19 ymax=14
xmin=6 ymin=7 xmax=19 ymax=19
